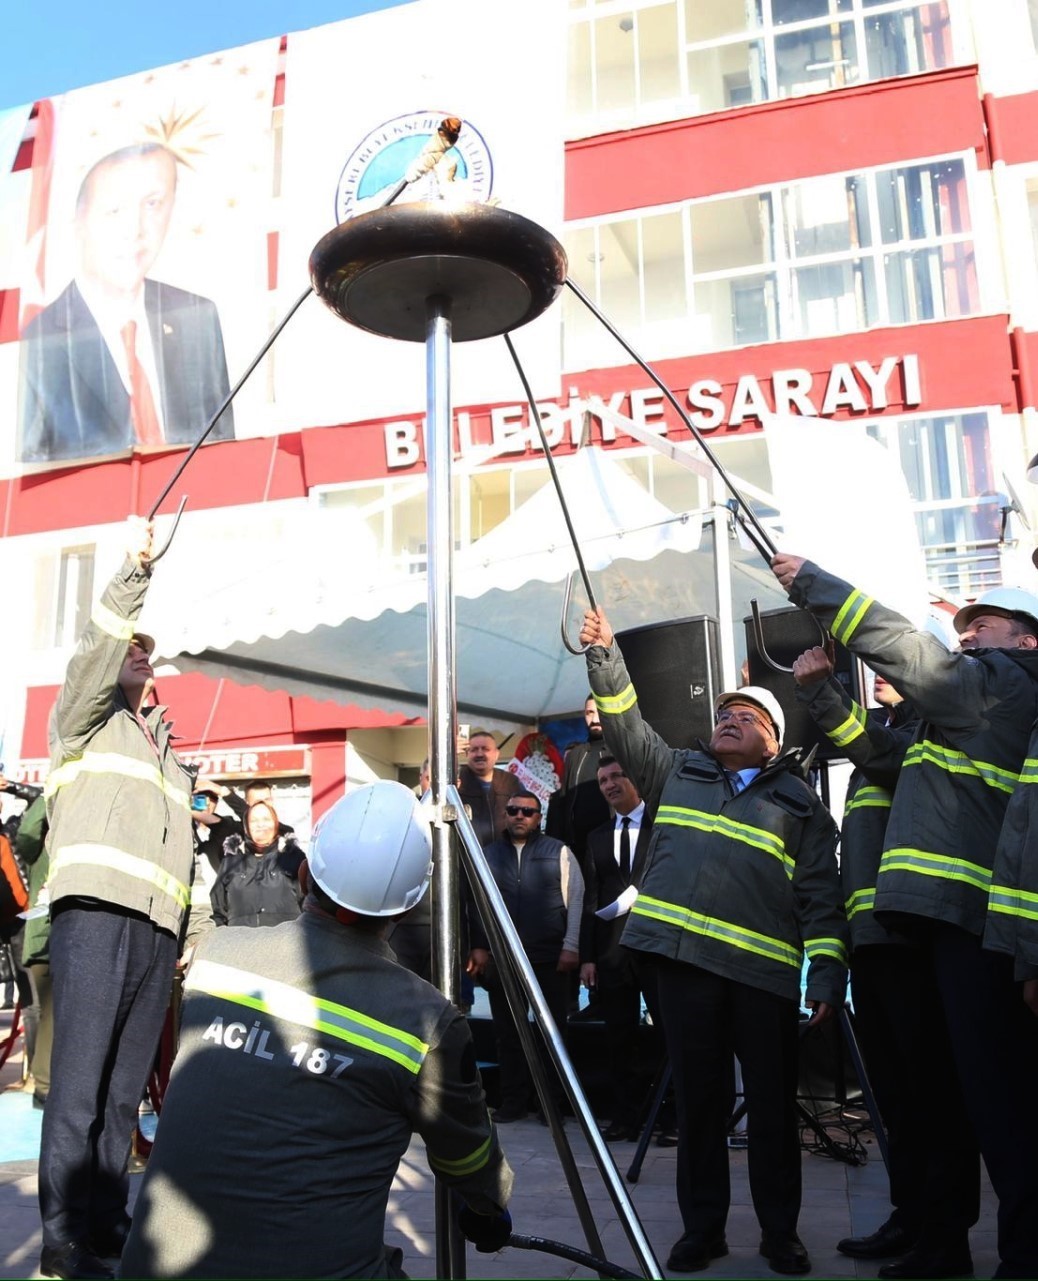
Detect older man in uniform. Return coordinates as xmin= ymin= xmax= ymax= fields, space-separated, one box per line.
xmin=123 ymin=781 xmax=513 ymax=1278
xmin=579 ymin=606 xmax=847 ymax=1276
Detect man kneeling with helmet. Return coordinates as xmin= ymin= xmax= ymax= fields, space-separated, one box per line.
xmin=123 ymin=781 xmax=513 ymax=1278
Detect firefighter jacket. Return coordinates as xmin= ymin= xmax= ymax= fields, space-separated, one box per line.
xmin=797 ymin=677 xmax=917 ymax=950
xmin=787 ymin=561 xmax=1038 ymax=938
xmin=587 ymin=642 xmax=847 ymax=1007
xmin=984 ymin=724 xmax=1038 ymax=981
xmin=45 ymin=556 xmax=195 ymax=938
xmin=122 ymin=909 xmax=512 ymax=1279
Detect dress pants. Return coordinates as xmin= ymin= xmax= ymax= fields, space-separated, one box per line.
xmin=596 ymin=952 xmax=662 ymax=1129
xmin=39 ymin=902 xmax=177 ymax=1248
xmin=850 ymin=944 xmax=978 ymax=1245
xmin=928 ymin=923 xmax=1038 ymax=1277
xmin=488 ymin=959 xmax=570 ymax=1113
xmin=655 ymin=957 xmax=801 ymax=1240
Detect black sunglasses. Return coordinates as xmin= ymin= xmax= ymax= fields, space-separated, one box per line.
xmin=505 ymin=804 xmax=540 ymax=817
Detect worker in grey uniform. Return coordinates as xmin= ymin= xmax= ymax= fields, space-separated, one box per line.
xmin=122 ymin=780 xmax=513 ymax=1279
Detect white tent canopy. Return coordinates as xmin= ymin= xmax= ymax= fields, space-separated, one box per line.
xmin=144 ymin=447 xmax=788 ymax=730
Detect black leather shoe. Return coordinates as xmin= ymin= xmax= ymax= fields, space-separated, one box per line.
xmin=39 ymin=1243 xmax=114 ymax=1280
xmin=88 ymin=1220 xmax=130 ymax=1259
xmin=760 ymin=1233 xmax=812 ymax=1275
xmin=603 ymin=1119 xmax=639 ymax=1141
xmin=838 ymin=1217 xmax=918 ymax=1259
xmin=878 ymin=1245 xmax=973 ymax=1278
xmin=666 ymin=1234 xmax=728 ymax=1272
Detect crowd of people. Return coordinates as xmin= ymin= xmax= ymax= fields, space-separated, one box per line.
xmin=4 ymin=515 xmax=1038 ymax=1280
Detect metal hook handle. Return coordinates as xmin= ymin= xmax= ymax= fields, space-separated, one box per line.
xmin=561 ymin=572 xmax=591 ymax=656
xmin=750 ymin=597 xmax=830 ymax=674
xmin=147 ymin=495 xmax=189 ymax=565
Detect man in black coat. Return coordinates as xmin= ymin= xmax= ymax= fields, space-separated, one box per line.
xmin=579 ymin=756 xmax=656 ymax=1140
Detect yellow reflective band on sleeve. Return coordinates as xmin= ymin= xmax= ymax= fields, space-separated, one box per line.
xmin=1016 ymin=759 xmax=1038 ymax=784
xmin=656 ymin=805 xmax=794 ymax=878
xmin=91 ymin=600 xmax=137 ymax=643
xmin=845 ymin=786 xmax=892 ymax=816
xmin=988 ymin=884 xmax=1038 ymax=923
xmin=186 ymin=959 xmax=429 ymax=1074
xmin=826 ymin=703 xmax=867 ymax=749
xmin=632 ymin=894 xmax=802 ymax=968
xmin=804 ymin=936 xmax=848 ymax=966
xmin=903 ymin=741 xmax=1018 ymax=795
xmin=879 ymin=848 xmax=991 ymax=892
xmin=845 ymin=887 xmax=875 ymax=918
xmin=50 ymin=843 xmax=189 ymax=910
xmin=593 ymin=685 xmax=637 ymax=716
xmin=830 ymin=590 xmax=874 ymax=645
xmin=428 ymin=1133 xmax=493 ymax=1178
xmin=45 ymin=752 xmax=192 ymax=810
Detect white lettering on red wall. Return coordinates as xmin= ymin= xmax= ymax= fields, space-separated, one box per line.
xmin=383 ymin=354 xmax=924 ymax=468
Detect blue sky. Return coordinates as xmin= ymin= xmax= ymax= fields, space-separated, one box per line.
xmin=3 ymin=0 xmax=412 ymax=110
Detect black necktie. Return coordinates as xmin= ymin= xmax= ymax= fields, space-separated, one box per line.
xmin=619 ymin=816 xmax=631 ymax=882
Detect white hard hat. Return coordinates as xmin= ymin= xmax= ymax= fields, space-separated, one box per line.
xmin=308 ymin=781 xmax=433 ymax=917
xmin=952 ymin=587 xmax=1038 ymax=635
xmin=715 ymin=686 xmax=786 ymax=748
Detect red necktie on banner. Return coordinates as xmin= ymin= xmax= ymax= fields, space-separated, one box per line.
xmin=120 ymin=320 xmax=163 ymax=445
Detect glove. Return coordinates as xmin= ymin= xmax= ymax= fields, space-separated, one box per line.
xmin=457 ymin=1204 xmax=512 ymax=1253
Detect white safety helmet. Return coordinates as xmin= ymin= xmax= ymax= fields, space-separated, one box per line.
xmin=952 ymin=587 xmax=1038 ymax=636
xmin=308 ymin=781 xmax=434 ymax=917
xmin=715 ymin=685 xmax=785 ymax=749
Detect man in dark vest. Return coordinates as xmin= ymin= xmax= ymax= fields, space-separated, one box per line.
xmin=467 ymin=789 xmax=584 ymax=1123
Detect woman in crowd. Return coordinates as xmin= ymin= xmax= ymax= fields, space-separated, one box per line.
xmin=210 ymin=801 xmax=304 ymax=928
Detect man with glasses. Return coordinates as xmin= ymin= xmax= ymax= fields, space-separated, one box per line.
xmin=466 ymin=790 xmax=584 ymax=1124
xmin=579 ymin=607 xmax=846 ymax=1277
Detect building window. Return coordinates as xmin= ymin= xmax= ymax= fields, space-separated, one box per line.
xmin=55 ymin=545 xmax=95 ymax=648
xmin=568 ymin=0 xmax=952 ymax=130
xmin=563 ymin=154 xmax=977 ymax=363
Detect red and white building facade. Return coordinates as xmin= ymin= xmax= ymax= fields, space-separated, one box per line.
xmin=3 ymin=0 xmax=1038 ymax=832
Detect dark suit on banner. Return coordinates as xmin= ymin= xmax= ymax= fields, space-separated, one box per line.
xmin=580 ymin=806 xmax=656 ymax=1133
xmin=18 ymin=278 xmax=235 ymax=464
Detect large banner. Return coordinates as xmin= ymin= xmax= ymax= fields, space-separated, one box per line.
xmin=0 ymin=0 xmax=566 ymax=477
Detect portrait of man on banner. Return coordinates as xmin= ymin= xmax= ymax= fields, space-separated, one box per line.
xmin=16 ymin=134 xmax=235 ymax=465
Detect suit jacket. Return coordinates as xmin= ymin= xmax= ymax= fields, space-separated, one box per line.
xmin=18 ymin=278 xmax=235 ymax=463
xmin=579 ymin=812 xmax=652 ymax=975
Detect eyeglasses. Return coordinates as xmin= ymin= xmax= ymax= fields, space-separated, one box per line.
xmin=716 ymin=708 xmax=773 ymax=732
xmin=505 ymin=805 xmax=540 ymax=818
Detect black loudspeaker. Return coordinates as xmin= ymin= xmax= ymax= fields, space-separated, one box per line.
xmin=614 ymin=616 xmax=721 ymax=749
xmin=743 ymin=607 xmax=863 ymax=760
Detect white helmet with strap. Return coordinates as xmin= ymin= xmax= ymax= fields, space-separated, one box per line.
xmin=953 ymin=587 xmax=1038 ymax=635
xmin=308 ymin=781 xmax=433 ymax=917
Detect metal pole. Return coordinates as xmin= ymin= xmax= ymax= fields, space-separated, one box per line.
xmin=711 ymin=501 xmax=738 ymax=690
xmin=452 ymin=791 xmax=663 ymax=1280
xmin=424 ymin=294 xmax=466 ymax=1280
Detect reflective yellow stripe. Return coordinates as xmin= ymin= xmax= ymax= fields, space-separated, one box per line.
xmin=880 ymin=847 xmax=991 ymax=892
xmin=903 ymin=740 xmax=1018 ymax=795
xmin=988 ymin=884 xmax=1038 ymax=922
xmin=91 ymin=600 xmax=136 ymax=642
xmin=656 ymin=805 xmax=794 ymax=878
xmin=45 ymin=752 xmax=192 ymax=810
xmin=1016 ymin=758 xmax=1038 ymax=784
xmin=826 ymin=704 xmax=867 ymax=749
xmin=845 ymin=887 xmax=875 ymax=918
xmin=186 ymin=959 xmax=429 ymax=1074
xmin=632 ymin=894 xmax=802 ymax=968
xmin=594 ymin=685 xmax=637 ymax=716
xmin=804 ymin=935 xmax=848 ymax=966
xmin=51 ymin=843 xmax=189 ymax=910
xmin=428 ymin=1133 xmax=493 ymax=1178
xmin=845 ymin=785 xmax=892 ymax=816
xmin=831 ymin=590 xmax=873 ymax=644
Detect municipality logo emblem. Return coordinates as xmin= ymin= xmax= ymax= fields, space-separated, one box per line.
xmin=335 ymin=111 xmax=494 ymax=223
